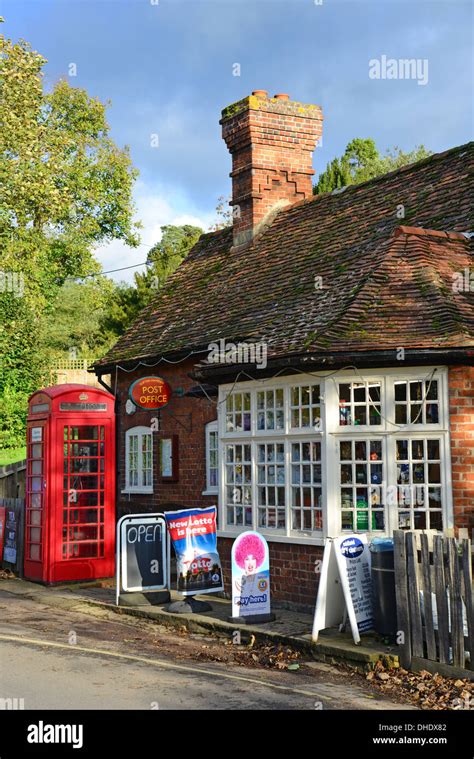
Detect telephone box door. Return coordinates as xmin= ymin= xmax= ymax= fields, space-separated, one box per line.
xmin=54 ymin=417 xmax=115 ymax=582
xmin=24 ymin=420 xmax=49 ymax=580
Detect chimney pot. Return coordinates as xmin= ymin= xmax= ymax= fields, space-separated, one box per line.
xmin=274 ymin=93 xmax=289 ymax=100
xmin=252 ymin=90 xmax=268 ymax=98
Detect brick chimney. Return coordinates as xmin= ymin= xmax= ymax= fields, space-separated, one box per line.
xmin=220 ymin=91 xmax=323 ymax=247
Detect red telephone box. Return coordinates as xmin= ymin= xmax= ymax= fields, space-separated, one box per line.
xmin=24 ymin=384 xmax=116 ymax=583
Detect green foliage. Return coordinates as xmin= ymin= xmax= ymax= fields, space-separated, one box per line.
xmin=0 ymin=385 xmax=31 ymax=450
xmin=0 ymin=446 xmax=26 ymax=466
xmin=314 ymin=138 xmax=432 ymax=194
xmin=96 ymin=224 xmax=203 ymax=345
xmin=39 ymin=277 xmax=116 ymax=362
xmin=133 ymin=223 xmax=203 ymax=306
xmin=99 ymin=281 xmax=145 ymax=341
xmin=0 ymin=30 xmax=140 ymax=449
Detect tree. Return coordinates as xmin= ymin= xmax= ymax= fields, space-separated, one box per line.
xmin=39 ymin=277 xmax=116 ymax=363
xmin=0 ymin=29 xmax=140 ymax=448
xmin=134 ymin=224 xmax=203 ymax=304
xmin=210 ymin=195 xmax=232 ymax=230
xmin=98 ymin=224 xmax=203 ymax=340
xmin=99 ymin=281 xmax=145 ymax=342
xmin=314 ymin=138 xmax=432 ymax=194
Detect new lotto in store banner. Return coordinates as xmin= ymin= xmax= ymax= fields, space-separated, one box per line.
xmin=164 ymin=506 xmax=223 ymax=596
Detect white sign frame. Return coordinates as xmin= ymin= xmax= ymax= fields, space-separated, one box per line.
xmin=312 ymin=534 xmax=374 ymax=645
xmin=116 ymin=513 xmax=170 ymax=604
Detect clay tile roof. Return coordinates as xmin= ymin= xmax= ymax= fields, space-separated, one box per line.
xmin=95 ymin=142 xmax=474 ymax=369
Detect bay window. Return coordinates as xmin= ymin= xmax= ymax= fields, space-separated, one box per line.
xmin=218 ymin=368 xmax=451 ymax=542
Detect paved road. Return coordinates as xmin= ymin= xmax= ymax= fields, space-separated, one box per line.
xmin=0 ymin=588 xmax=412 ymax=711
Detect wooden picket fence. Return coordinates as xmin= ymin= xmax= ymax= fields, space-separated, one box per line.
xmin=394 ymin=530 xmax=474 ymax=679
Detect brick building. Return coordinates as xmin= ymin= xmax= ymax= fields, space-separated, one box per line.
xmin=94 ymin=91 xmax=474 ymax=611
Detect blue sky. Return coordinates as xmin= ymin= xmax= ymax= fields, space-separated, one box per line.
xmin=3 ymin=0 xmax=473 ymax=282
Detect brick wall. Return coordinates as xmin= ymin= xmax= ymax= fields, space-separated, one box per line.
xmin=218 ymin=537 xmax=322 ymax=612
xmin=221 ymin=91 xmax=323 ymax=246
xmin=116 ymin=359 xmax=217 ymax=518
xmin=448 ymin=365 xmax=474 ymax=534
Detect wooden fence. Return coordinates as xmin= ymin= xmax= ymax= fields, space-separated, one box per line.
xmin=0 ymin=460 xmax=26 ymax=499
xmin=394 ymin=530 xmax=474 ymax=679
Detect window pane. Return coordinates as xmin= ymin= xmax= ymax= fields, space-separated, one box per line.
xmin=395 ymin=437 xmax=443 ymax=532
xmin=339 ymin=439 xmax=385 ymax=532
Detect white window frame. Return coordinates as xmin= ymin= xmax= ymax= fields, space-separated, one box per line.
xmin=123 ymin=426 xmax=153 ymax=494
xmin=217 ymin=366 xmax=452 ymax=545
xmin=203 ymin=420 xmax=219 ymax=495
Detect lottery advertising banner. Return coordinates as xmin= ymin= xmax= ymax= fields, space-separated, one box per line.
xmin=231 ymin=531 xmax=271 ymax=618
xmin=164 ymin=506 xmax=223 ymax=596
xmin=334 ymin=534 xmax=374 ymax=639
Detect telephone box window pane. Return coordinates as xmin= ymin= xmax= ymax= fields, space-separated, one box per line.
xmin=31 ymin=477 xmax=42 ymax=492
xmin=68 ymin=526 xmax=98 ymax=541
xmin=69 ymin=509 xmax=99 ymax=525
xmin=71 ymin=458 xmax=99 ymax=474
xmin=69 ymin=426 xmax=101 ymax=441
xmin=71 ymin=442 xmax=103 ymax=457
xmin=29 ymin=544 xmax=40 ymax=560
xmin=30 ymin=510 xmax=42 ymax=526
xmin=69 ymin=475 xmax=99 ymax=490
xmin=31 ymin=460 xmax=42 ymax=475
xmin=32 ymin=444 xmax=42 ymax=459
xmin=29 ymin=527 xmax=41 ymax=543
xmin=31 ymin=493 xmax=41 ymax=508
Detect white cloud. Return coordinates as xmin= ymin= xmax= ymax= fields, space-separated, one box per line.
xmin=94 ymin=180 xmax=215 ymax=283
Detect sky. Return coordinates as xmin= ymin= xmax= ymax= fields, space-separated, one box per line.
xmin=3 ymin=0 xmax=473 ymax=283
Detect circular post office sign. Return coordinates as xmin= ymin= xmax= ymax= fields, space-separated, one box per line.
xmin=129 ymin=376 xmax=172 ymax=410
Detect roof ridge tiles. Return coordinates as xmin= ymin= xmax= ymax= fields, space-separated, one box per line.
xmin=393 ymin=226 xmax=470 ymax=242
xmin=286 ymin=140 xmax=474 ymax=210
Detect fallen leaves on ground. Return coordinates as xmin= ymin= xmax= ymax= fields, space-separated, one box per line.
xmin=361 ymin=659 xmax=473 ymax=710
xmin=0 ymin=569 xmax=15 ymax=580
xmin=193 ymin=641 xmax=302 ymax=670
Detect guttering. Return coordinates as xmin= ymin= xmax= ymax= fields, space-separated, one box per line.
xmin=96 ymin=373 xmax=114 ymax=395
xmin=192 ymin=347 xmax=474 ymax=383
xmin=90 ymin=347 xmax=209 ymax=376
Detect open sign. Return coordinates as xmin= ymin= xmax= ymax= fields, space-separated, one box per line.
xmin=129 ymin=376 xmax=172 ymax=410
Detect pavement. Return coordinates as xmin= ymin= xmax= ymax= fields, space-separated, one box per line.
xmin=0 ymin=577 xmax=400 ymax=672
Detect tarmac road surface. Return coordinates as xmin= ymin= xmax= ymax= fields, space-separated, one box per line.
xmin=0 ymin=588 xmax=413 ymax=711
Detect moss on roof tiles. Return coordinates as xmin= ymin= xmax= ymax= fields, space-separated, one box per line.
xmin=95 ymin=142 xmax=474 ymax=368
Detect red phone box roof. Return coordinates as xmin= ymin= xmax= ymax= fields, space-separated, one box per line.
xmin=27 ymin=384 xmax=115 ymax=417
